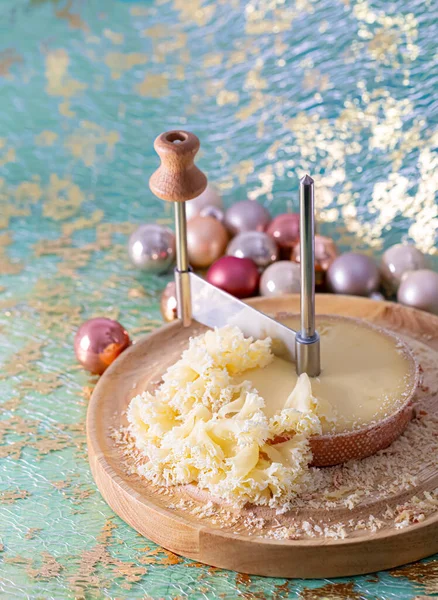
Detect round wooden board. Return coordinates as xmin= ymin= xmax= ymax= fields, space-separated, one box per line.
xmin=87 ymin=294 xmax=438 ymax=578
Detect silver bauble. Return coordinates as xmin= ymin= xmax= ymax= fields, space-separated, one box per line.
xmin=128 ymin=224 xmax=175 ymax=273
xmin=227 ymin=231 xmax=279 ymax=269
xmin=327 ymin=253 xmax=380 ymax=296
xmin=369 ymin=291 xmax=386 ymax=301
xmin=199 ymin=205 xmax=225 ymax=222
xmin=397 ymin=269 xmax=438 ymax=315
xmin=186 ymin=184 xmax=223 ymax=221
xmin=381 ymin=243 xmax=427 ymax=293
xmin=260 ymin=261 xmax=301 ymax=297
xmin=224 ymin=200 xmax=271 ymax=236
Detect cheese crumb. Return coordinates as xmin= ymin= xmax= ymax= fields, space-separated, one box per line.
xmin=127 ymin=326 xmax=321 ymax=508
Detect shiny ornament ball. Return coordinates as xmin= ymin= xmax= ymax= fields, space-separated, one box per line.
xmin=267 ymin=213 xmax=300 ymax=256
xmin=224 ymin=200 xmax=271 ymax=236
xmin=381 ymin=244 xmax=427 ymax=293
xmin=74 ymin=317 xmax=130 ymax=375
xmin=397 ymin=269 xmax=438 ymax=315
xmin=128 ymin=224 xmax=175 ymax=273
xmin=206 ymin=256 xmax=259 ymax=299
xmin=292 ymin=234 xmax=338 ymax=287
xmin=327 ymin=253 xmax=380 ymax=296
xmin=199 ymin=205 xmax=225 ymax=222
xmin=187 ymin=215 xmax=228 ymax=269
xmin=369 ymin=291 xmax=386 ymax=301
xmin=186 ymin=183 xmax=222 ymax=221
xmin=226 ymin=231 xmax=279 ymax=269
xmin=160 ymin=281 xmax=178 ymax=322
xmin=260 ymin=261 xmax=301 ymax=297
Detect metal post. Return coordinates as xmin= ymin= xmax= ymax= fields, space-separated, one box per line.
xmin=174 ymin=202 xmax=192 ymax=327
xmin=295 ymin=174 xmax=320 ymax=377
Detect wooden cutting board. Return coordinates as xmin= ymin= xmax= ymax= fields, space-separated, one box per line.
xmin=87 ymin=294 xmax=438 ymax=578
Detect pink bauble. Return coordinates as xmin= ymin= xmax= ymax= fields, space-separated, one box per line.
xmin=267 ymin=213 xmax=300 ymax=256
xmin=206 ymin=256 xmax=260 ymax=299
xmin=74 ymin=317 xmax=131 ymax=375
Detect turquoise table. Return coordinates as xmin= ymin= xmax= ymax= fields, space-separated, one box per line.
xmin=0 ymin=0 xmax=437 ymax=598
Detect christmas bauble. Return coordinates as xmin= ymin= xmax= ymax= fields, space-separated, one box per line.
xmin=267 ymin=213 xmax=300 ymax=256
xmin=327 ymin=253 xmax=380 ymax=296
xmin=199 ymin=205 xmax=225 ymax=222
xmin=291 ymin=234 xmax=338 ymax=287
xmin=369 ymin=291 xmax=386 ymax=301
xmin=226 ymin=231 xmax=279 ymax=269
xmin=160 ymin=281 xmax=178 ymax=322
xmin=187 ymin=215 xmax=228 ymax=269
xmin=397 ymin=269 xmax=438 ymax=315
xmin=74 ymin=317 xmax=131 ymax=375
xmin=128 ymin=224 xmax=175 ymax=273
xmin=260 ymin=261 xmax=301 ymax=296
xmin=224 ymin=200 xmax=271 ymax=236
xmin=381 ymin=244 xmax=427 ymax=293
xmin=186 ymin=183 xmax=222 ymax=221
xmin=206 ymin=256 xmax=259 ymax=299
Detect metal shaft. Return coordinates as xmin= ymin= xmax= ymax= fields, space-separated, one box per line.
xmin=175 ymin=202 xmax=189 ymax=272
xmin=299 ymin=175 xmax=316 ymax=338
xmin=295 ymin=174 xmax=320 ymax=377
xmin=174 ymin=202 xmax=192 ymax=326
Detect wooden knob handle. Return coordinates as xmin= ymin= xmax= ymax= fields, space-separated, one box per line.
xmin=149 ymin=130 xmax=207 ymax=202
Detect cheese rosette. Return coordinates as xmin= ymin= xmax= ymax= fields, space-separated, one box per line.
xmin=127 ymin=326 xmax=323 ymax=508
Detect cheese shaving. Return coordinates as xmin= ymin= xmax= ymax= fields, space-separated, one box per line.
xmin=127 ymin=326 xmax=321 ymax=508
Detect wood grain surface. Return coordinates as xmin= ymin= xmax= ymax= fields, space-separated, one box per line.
xmin=149 ymin=130 xmax=207 ymax=202
xmin=87 ymin=294 xmax=438 ymax=578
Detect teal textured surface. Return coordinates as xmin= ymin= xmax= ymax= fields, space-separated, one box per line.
xmin=0 ymin=0 xmax=437 ymax=598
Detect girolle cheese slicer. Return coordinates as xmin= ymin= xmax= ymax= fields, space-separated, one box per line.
xmin=87 ymin=132 xmax=425 ymax=582
xmin=149 ymin=130 xmax=320 ymax=377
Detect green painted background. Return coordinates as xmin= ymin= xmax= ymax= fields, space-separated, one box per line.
xmin=0 ymin=0 xmax=437 ymax=598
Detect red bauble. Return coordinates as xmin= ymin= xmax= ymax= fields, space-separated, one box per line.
xmin=206 ymin=256 xmax=260 ymax=299
xmin=267 ymin=213 xmax=300 ymax=257
xmin=74 ymin=317 xmax=131 ymax=375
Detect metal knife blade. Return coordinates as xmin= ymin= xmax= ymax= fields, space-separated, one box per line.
xmin=189 ymin=272 xmax=296 ymax=361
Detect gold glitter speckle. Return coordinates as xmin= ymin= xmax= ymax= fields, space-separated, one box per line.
xmin=0 ymin=140 xmax=16 ymax=166
xmin=69 ymin=519 xmax=147 ymax=594
xmin=0 ymin=49 xmax=23 ymax=78
xmin=300 ymin=582 xmax=365 ymax=599
xmin=64 ymin=121 xmax=119 ymax=167
xmin=1 ymin=341 xmax=45 ymax=378
xmin=43 ymin=174 xmax=86 ymax=221
xmin=45 ymin=49 xmax=87 ymax=99
xmin=232 ymin=159 xmax=254 ymax=185
xmin=173 ymin=0 xmax=216 ymax=27
xmin=390 ymin=560 xmax=438 ymax=595
xmin=104 ymin=52 xmax=148 ymax=80
xmin=2 ymin=396 xmax=21 ymax=411
xmin=27 ymin=552 xmax=63 ymax=579
xmin=303 ymin=69 xmax=331 ymax=92
xmin=1 ymin=489 xmax=30 ymax=504
xmin=203 ymin=53 xmax=222 ymax=69
xmin=35 ymin=131 xmax=58 ymax=147
xmin=216 ymin=90 xmax=239 ymax=106
xmin=135 ymin=73 xmax=169 ymax=98
xmin=104 ymin=29 xmax=124 ymax=45
xmin=55 ymin=1 xmax=88 ymax=31
xmin=139 ymin=546 xmax=183 ymax=566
